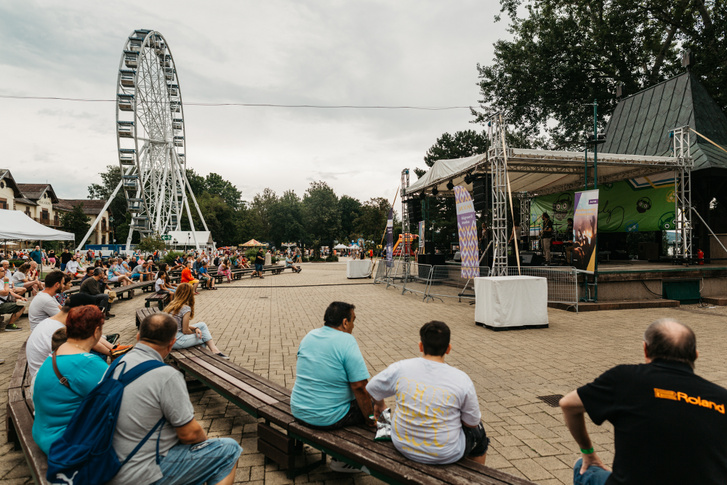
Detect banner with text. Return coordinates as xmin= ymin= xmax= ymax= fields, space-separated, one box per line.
xmin=454 ymin=186 xmax=480 ymax=278
xmin=385 ymin=208 xmax=393 ymax=267
xmin=573 ymin=189 xmax=599 ymax=273
xmin=418 ymin=221 xmax=425 ymax=249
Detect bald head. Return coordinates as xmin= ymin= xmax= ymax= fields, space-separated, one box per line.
xmin=644 ymin=318 xmax=697 ymax=369
xmin=140 ymin=313 xmax=177 ymax=347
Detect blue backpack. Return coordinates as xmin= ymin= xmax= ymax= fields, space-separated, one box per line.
xmin=46 ymin=357 xmax=166 ymax=485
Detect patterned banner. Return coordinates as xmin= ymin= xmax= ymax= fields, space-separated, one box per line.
xmin=573 ymin=189 xmax=599 ymax=273
xmin=418 ymin=221 xmax=425 ymax=249
xmin=385 ymin=208 xmax=394 ymax=267
xmin=454 ymin=186 xmax=480 ymax=278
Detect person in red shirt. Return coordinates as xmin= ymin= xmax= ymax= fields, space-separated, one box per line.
xmin=180 ymin=260 xmax=200 ymax=294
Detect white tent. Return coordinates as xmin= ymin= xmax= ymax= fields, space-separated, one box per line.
xmin=0 ymin=209 xmax=74 ymax=241
xmin=167 ymin=231 xmax=214 ymax=248
xmin=333 ymin=243 xmax=348 ymax=250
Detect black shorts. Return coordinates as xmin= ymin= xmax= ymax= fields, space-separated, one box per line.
xmin=297 ymin=400 xmax=365 ymax=430
xmin=462 ymin=422 xmax=489 ymax=458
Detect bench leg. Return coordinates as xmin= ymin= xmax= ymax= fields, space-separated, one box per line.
xmin=157 ymin=300 xmax=165 ymax=311
xmin=145 ymin=301 xmax=150 ymax=308
xmin=6 ymin=410 xmax=20 ymax=450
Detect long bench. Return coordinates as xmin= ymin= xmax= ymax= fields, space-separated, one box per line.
xmin=7 ymin=344 xmax=50 ymax=485
xmin=170 ymin=345 xmax=535 ymax=484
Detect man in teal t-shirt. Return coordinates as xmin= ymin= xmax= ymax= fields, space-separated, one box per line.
xmin=291 ymin=301 xmax=378 ymax=429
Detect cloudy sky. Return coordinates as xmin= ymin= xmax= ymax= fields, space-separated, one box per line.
xmin=0 ymin=1 xmax=510 ymax=204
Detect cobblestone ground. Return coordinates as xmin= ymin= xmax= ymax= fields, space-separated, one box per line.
xmin=2 ymin=261 xmax=727 ymax=484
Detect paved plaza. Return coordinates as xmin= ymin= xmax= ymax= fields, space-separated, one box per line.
xmin=2 ymin=260 xmax=727 ymax=484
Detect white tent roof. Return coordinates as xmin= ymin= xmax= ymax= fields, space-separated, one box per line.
xmin=333 ymin=243 xmax=348 ymax=250
xmin=167 ymin=231 xmax=214 ymax=246
xmin=0 ymin=209 xmax=74 ymax=241
xmin=407 ymin=149 xmax=682 ymax=197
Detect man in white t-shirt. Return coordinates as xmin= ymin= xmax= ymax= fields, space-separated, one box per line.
xmin=65 ymin=255 xmax=80 ymax=277
xmin=27 ymin=271 xmax=64 ymax=332
xmin=366 ymin=321 xmax=489 ymax=465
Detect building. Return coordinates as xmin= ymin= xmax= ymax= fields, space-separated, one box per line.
xmin=0 ymin=169 xmax=111 ymax=246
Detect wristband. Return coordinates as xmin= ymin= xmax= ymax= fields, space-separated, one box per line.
xmin=580 ymin=447 xmax=594 ymax=454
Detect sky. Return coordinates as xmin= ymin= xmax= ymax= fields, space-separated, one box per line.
xmin=0 ymin=1 xmax=511 ymax=205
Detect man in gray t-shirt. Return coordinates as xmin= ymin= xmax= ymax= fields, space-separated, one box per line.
xmin=27 ymin=271 xmax=64 ymax=332
xmin=109 ymin=313 xmax=242 ymax=485
xmin=367 ymin=321 xmax=489 ymax=465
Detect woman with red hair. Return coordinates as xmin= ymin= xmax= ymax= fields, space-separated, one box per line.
xmin=32 ymin=305 xmax=109 ymax=455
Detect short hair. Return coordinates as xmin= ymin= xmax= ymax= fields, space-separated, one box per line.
xmin=324 ymin=301 xmax=355 ymax=327
xmin=44 ymin=270 xmax=65 ymax=288
xmin=140 ymin=313 xmax=178 ymax=346
xmin=17 ymin=263 xmax=30 ymax=273
xmin=420 ymin=321 xmax=451 ymax=356
xmin=51 ymin=327 xmax=67 ymax=352
xmin=644 ymin=318 xmax=697 ymax=368
xmin=66 ymin=305 xmax=104 ymax=340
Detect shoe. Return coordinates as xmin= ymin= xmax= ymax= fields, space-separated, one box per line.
xmin=5 ymin=324 xmax=22 ymax=332
xmin=216 ymin=352 xmax=230 ymax=360
xmin=259 ymin=276 xmax=264 ymax=279
xmin=105 ymin=313 xmax=116 ymax=319
xmin=329 ymin=458 xmax=361 ymax=473
xmin=110 ymin=344 xmax=134 ymax=358
xmin=194 ymin=292 xmax=200 ymax=295
xmin=0 ymin=358 xmax=4 ymax=364
xmin=105 ymin=333 xmax=120 ymax=345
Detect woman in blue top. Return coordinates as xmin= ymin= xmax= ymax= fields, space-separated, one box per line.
xmin=32 ymin=305 xmax=109 ymax=454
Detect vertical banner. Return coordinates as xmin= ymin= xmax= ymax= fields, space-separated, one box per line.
xmin=418 ymin=221 xmax=425 ymax=249
xmin=573 ymin=189 xmax=599 ymax=273
xmin=454 ymin=186 xmax=480 ymax=278
xmin=385 ymin=208 xmax=394 ymax=267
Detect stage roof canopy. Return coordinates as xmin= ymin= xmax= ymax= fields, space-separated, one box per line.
xmin=406 ymin=148 xmax=684 ymax=197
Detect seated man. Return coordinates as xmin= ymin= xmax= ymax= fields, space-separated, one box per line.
xmin=109 ymin=313 xmax=242 ymax=485
xmin=130 ymin=260 xmax=151 ymax=281
xmin=367 ymin=321 xmax=488 ymax=465
xmin=28 ymin=270 xmax=64 ymax=332
xmin=65 ymin=255 xmax=81 ymax=277
xmin=0 ymin=266 xmax=27 ymax=331
xmin=285 ymin=254 xmax=301 ymax=273
xmin=80 ymin=268 xmax=114 ymax=318
xmin=560 ymin=318 xmax=727 ymax=485
xmin=291 ymin=301 xmax=375 ymax=429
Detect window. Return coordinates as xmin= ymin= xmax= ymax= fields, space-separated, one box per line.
xmin=54 ymin=213 xmax=59 ymax=226
xmin=102 ymin=235 xmax=106 ymax=244
xmin=101 ymin=218 xmax=107 ymax=231
xmin=25 ymin=207 xmax=31 ymax=216
xmin=0 ymin=198 xmax=6 ymax=210
xmin=41 ymin=209 xmax=49 ymax=222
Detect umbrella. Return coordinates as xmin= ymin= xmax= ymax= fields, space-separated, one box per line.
xmin=241 ymin=239 xmax=268 ymax=247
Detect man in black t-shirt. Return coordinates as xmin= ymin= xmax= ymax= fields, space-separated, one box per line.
xmin=560 ymin=318 xmax=727 ymax=485
xmin=252 ymin=249 xmax=265 ymax=279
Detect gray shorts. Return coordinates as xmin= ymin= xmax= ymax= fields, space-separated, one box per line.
xmin=0 ymin=301 xmax=21 ymax=315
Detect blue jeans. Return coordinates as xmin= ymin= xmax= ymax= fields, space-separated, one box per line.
xmin=151 ymin=438 xmax=242 ymax=485
xmin=173 ymin=322 xmax=213 ymax=349
xmin=573 ymin=458 xmax=611 ymax=485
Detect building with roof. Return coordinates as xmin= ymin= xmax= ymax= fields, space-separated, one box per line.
xmin=0 ymin=169 xmax=111 ymax=246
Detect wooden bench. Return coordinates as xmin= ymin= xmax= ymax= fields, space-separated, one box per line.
xmin=170 ymin=346 xmax=535 ymax=484
xmin=115 ymin=280 xmax=155 ymax=300
xmin=7 ymin=343 xmax=50 ymax=485
xmin=145 ymin=291 xmax=172 ymax=310
xmin=136 ymin=306 xmax=161 ymax=328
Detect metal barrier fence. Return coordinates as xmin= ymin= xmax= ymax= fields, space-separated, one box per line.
xmin=375 ymin=260 xmax=579 ymax=311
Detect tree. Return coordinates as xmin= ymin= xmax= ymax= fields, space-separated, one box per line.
xmin=205 ymin=172 xmax=242 ymax=210
xmin=88 ymin=165 xmax=129 ymax=243
xmin=353 ymin=197 xmax=391 ymax=243
xmin=302 ymin=181 xmax=340 ymax=250
xmin=475 ymin=0 xmax=727 ymax=148
xmin=249 ymin=188 xmax=277 ymax=242
xmin=338 ymin=195 xmax=362 ymax=242
xmin=269 ymin=190 xmax=303 ymax=247
xmin=61 ymin=204 xmax=91 ymax=246
xmin=137 ymin=235 xmax=166 ymax=253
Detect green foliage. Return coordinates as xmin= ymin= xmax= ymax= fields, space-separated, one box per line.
xmin=423 ymin=130 xmax=489 ymax=167
xmin=87 ymin=165 xmax=128 ymax=243
xmin=339 ymin=195 xmax=362 ymax=242
xmin=475 ymin=0 xmax=727 ymax=148
xmin=302 ymin=181 xmax=340 ymax=248
xmin=325 ymin=254 xmax=339 ymax=262
xmin=164 ymin=251 xmax=184 ymax=265
xmin=137 ymin=235 xmax=166 ymax=253
xmin=60 ymin=204 xmax=91 ymax=246
xmin=245 ymin=248 xmax=258 ymax=260
xmin=352 ymin=197 xmax=392 ymax=243
xmin=269 ymin=190 xmax=304 ymax=247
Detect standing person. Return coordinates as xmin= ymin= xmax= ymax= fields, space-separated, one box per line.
xmin=252 ymin=248 xmax=265 ymax=279
xmin=291 ymin=301 xmax=376 ymax=431
xmin=367 ymin=321 xmax=489 ymax=465
xmin=108 ymin=313 xmax=242 ymax=485
xmin=541 ymin=212 xmax=554 ymax=264
xmin=560 ymin=318 xmax=727 ymax=485
xmin=79 ymin=268 xmax=114 ymax=318
xmin=264 ymin=249 xmax=272 ymax=266
xmin=163 ymin=283 xmax=227 ymax=358
xmin=60 ymin=248 xmax=72 ymax=272
xmin=28 ymin=271 xmax=64 ymax=332
xmin=29 ymin=245 xmax=43 ymax=275
xmin=47 ymin=249 xmax=56 ymax=268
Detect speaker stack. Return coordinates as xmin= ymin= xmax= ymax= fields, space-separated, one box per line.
xmin=406 ymin=198 xmax=420 ymax=233
xmin=472 ymin=176 xmax=490 ymax=213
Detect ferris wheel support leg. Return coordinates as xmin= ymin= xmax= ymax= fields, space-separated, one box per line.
xmin=181 ymin=194 xmax=200 ymax=251
xmin=75 ymin=180 xmax=124 ymax=252
xmin=183 ymin=175 xmax=210 ymax=233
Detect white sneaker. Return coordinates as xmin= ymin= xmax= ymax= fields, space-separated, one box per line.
xmin=329 ymin=458 xmax=361 ymax=473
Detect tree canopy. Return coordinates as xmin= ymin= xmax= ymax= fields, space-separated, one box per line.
xmin=475 ymin=0 xmax=727 ymax=148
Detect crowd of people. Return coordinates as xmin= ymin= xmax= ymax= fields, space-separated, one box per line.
xmin=6 ymin=243 xmax=725 ymax=484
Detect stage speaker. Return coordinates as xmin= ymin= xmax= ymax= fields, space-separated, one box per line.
xmin=407 ymin=199 xmax=420 ymax=233
xmin=472 ymin=176 xmax=490 ymax=212
xmin=518 ymin=251 xmax=542 ymax=266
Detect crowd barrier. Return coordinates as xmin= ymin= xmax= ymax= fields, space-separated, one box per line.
xmin=374 ymin=260 xmax=579 ymax=311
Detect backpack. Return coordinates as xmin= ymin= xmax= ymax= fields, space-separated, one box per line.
xmin=46 ymin=357 xmax=167 ymax=485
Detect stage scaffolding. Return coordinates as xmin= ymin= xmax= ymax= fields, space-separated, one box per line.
xmin=403 ymin=118 xmax=696 ymax=292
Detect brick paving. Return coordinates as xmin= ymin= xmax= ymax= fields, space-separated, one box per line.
xmin=2 ymin=261 xmax=727 ymax=484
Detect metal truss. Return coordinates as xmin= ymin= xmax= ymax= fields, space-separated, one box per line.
xmin=488 ymin=114 xmax=509 ymax=276
xmin=672 ymin=126 xmax=693 ymax=260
